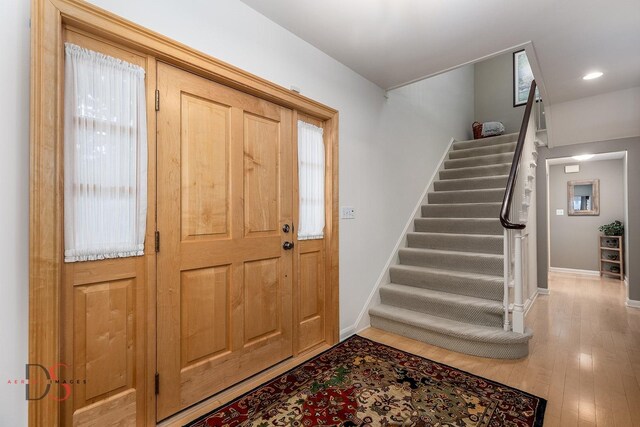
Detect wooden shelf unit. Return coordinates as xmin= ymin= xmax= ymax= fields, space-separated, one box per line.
xmin=599 ymin=235 xmax=624 ymax=280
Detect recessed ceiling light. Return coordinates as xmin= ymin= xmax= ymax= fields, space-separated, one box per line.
xmin=583 ymin=72 xmax=603 ymax=80
xmin=572 ymin=154 xmax=594 ymax=161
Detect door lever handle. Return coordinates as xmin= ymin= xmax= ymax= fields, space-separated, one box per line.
xmin=282 ymin=241 xmax=294 ymax=250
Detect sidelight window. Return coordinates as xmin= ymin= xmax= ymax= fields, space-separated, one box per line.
xmin=63 ymin=43 xmax=147 ymax=262
xmin=297 ymin=121 xmax=325 ymax=240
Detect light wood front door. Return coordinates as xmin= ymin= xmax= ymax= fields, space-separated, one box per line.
xmin=156 ymin=63 xmax=294 ymax=420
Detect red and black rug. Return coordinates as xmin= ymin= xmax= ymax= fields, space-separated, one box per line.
xmin=187 ymin=335 xmax=545 ymax=426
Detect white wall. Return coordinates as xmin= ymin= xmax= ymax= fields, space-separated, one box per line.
xmin=547 ymin=87 xmax=640 ymax=147
xmin=0 ymin=0 xmax=30 ymax=424
xmin=474 ymin=51 xmax=525 ymax=134
xmin=0 ymin=0 xmax=474 ymax=422
xmin=349 ymin=66 xmax=475 ymax=334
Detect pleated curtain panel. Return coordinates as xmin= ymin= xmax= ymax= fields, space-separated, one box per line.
xmin=297 ymin=121 xmax=325 ymax=240
xmin=63 ymin=43 xmax=148 ymax=262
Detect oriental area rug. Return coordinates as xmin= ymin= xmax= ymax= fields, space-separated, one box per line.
xmin=186 ymin=335 xmax=546 ymax=427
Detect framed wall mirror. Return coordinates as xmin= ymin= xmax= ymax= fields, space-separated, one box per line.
xmin=568 ymin=179 xmax=600 ymax=216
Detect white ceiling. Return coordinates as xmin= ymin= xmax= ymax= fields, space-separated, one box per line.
xmin=239 ymin=0 xmax=640 ymax=105
xmin=547 ymin=151 xmax=626 ymax=165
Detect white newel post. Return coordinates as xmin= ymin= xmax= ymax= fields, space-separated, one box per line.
xmin=513 ymin=230 xmax=525 ymax=333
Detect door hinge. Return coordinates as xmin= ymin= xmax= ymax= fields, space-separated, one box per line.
xmin=155 ymin=89 xmax=160 ymax=111
xmin=155 ymin=372 xmax=160 ymax=395
xmin=155 ymin=231 xmax=160 ymax=253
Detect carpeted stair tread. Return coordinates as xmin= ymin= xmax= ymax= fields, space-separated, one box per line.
xmin=414 ymin=218 xmax=503 ymax=235
xmin=452 ymin=133 xmax=519 ymax=150
xmin=370 ymin=304 xmax=532 ymax=344
xmin=370 ymin=315 xmax=530 ymax=359
xmin=439 ymin=163 xmax=512 ymax=180
xmin=434 ymin=175 xmax=508 ymax=191
xmin=444 ymin=153 xmax=515 ymax=170
xmin=406 ymin=232 xmax=503 ymax=254
xmin=428 ymin=188 xmax=505 ymax=204
xmin=398 ymin=247 xmax=503 ymax=276
xmin=379 ymin=283 xmax=504 ymax=327
xmin=421 ymin=203 xmax=501 ymax=218
xmin=389 ymin=264 xmax=503 ymax=301
xmin=449 ymin=142 xmax=517 ymax=159
xmin=369 ymin=131 xmax=533 ymax=359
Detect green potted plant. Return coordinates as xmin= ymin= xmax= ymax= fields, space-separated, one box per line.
xmin=599 ymin=220 xmax=624 ymax=236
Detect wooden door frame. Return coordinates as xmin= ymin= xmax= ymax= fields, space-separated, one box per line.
xmin=29 ymin=1 xmax=339 ymax=425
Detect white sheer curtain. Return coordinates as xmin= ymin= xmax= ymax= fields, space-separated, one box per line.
xmin=64 ymin=43 xmax=147 ymax=262
xmin=297 ymin=121 xmax=325 ymax=240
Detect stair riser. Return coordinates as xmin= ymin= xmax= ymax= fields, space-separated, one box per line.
xmin=452 ymin=133 xmax=519 ymax=151
xmin=445 ymin=153 xmax=515 ymax=170
xmin=398 ymin=249 xmax=503 ymax=276
xmin=428 ymin=189 xmax=504 ymax=204
xmin=449 ymin=142 xmax=517 ymax=159
xmin=414 ymin=219 xmax=503 ymax=235
xmin=389 ymin=267 xmax=503 ymax=300
xmin=434 ymin=176 xmax=508 ymax=191
xmin=369 ymin=316 xmax=529 ymax=359
xmin=379 ymin=288 xmax=503 ymax=327
xmin=421 ymin=203 xmax=500 ymax=218
xmin=407 ymin=233 xmax=503 ymax=254
xmin=439 ymin=164 xmax=511 ymax=180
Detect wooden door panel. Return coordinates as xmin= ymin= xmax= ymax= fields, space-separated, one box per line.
xmin=244 ymin=258 xmax=281 ymax=344
xmin=300 ymin=252 xmax=322 ymax=320
xmin=72 ymin=390 xmax=137 ymax=426
xmin=180 ymin=94 xmax=231 ymax=240
xmin=180 ymin=266 xmax=231 ymax=366
xmin=244 ymin=114 xmax=280 ymax=237
xmin=74 ymin=279 xmax=135 ymax=402
xmin=157 ymin=62 xmax=293 ymax=420
xmin=64 ymin=257 xmax=145 ymax=427
xmin=297 ymin=243 xmax=326 ymax=352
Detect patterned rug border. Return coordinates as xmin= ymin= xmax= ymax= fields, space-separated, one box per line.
xmin=184 ymin=334 xmax=547 ymax=427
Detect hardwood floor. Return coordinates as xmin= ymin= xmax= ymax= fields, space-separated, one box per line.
xmin=164 ymin=272 xmax=637 ymax=426
xmin=361 ymin=272 xmax=640 ymax=427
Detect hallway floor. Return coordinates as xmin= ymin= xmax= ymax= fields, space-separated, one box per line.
xmin=361 ymin=272 xmax=640 ymax=427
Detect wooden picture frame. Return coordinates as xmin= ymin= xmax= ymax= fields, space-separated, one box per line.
xmin=567 ymin=179 xmax=600 ymax=216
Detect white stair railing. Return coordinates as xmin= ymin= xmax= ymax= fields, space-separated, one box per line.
xmin=500 ymin=81 xmax=539 ymax=334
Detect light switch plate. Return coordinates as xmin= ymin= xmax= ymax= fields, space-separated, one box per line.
xmin=556 ymin=209 xmax=564 ymax=215
xmin=341 ymin=206 xmax=355 ymax=219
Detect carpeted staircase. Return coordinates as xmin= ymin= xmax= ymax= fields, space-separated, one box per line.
xmin=369 ymin=133 xmax=533 ymax=359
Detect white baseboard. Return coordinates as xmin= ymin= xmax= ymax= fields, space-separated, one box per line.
xmin=626 ymin=299 xmax=640 ymax=309
xmin=524 ymin=291 xmax=539 ymax=317
xmin=624 ymin=276 xmax=632 ymax=307
xmin=340 ymin=326 xmax=356 ymax=341
xmin=537 ymin=287 xmax=550 ymax=295
xmin=340 ymin=318 xmax=387 ymax=341
xmin=351 ymin=137 xmax=456 ymax=334
xmin=548 ymin=267 xmax=600 ymax=276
